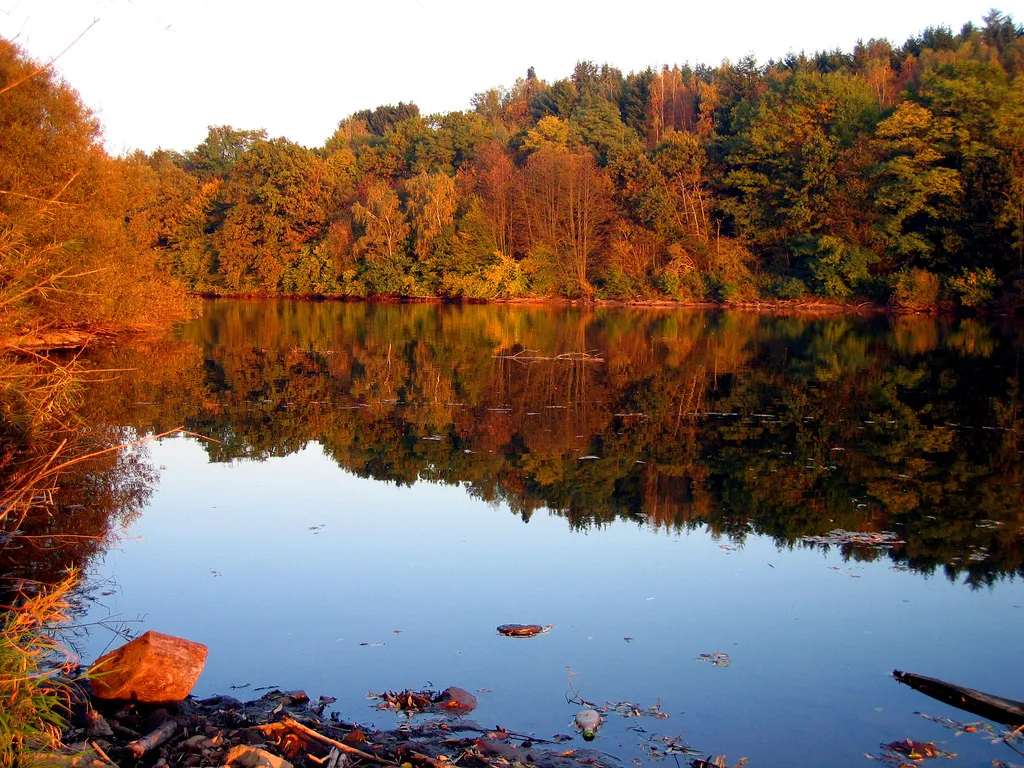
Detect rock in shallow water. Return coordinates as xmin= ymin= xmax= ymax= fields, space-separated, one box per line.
xmin=438 ymin=686 xmax=478 ymax=711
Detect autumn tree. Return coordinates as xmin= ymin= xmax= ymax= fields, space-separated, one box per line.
xmin=406 ymin=171 xmax=457 ymax=263
xmin=870 ymin=101 xmax=963 ymax=269
xmin=351 ymin=181 xmax=412 ymax=295
xmin=521 ymin=149 xmax=612 ymax=297
xmin=465 ymin=142 xmax=520 ymax=260
xmin=722 ymin=69 xmax=880 ymax=296
xmin=212 ymin=137 xmax=342 ymax=292
xmin=0 ymin=38 xmax=192 ymax=336
xmin=184 ymin=125 xmax=267 ymax=180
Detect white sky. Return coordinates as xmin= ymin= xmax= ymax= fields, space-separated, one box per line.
xmin=0 ymin=0 xmax=1005 ymax=155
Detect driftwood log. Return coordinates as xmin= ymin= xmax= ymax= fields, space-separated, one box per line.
xmin=893 ymin=669 xmax=1024 ymax=725
xmin=126 ymin=719 xmax=178 ymax=758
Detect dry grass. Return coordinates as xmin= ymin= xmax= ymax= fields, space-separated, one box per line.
xmin=0 ymin=571 xmax=79 ymax=766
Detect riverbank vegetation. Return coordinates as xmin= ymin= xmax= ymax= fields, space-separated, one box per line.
xmin=0 ymin=349 xmax=156 ymax=763
xmin=3 ymin=14 xmax=1023 ymax=316
xmin=0 ymin=39 xmax=195 ymax=344
xmin=0 ymin=572 xmax=77 ymax=765
xmin=129 ymin=11 xmax=1023 ymax=309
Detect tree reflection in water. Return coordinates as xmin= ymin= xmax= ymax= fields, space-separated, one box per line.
xmin=67 ymin=301 xmax=1024 ymax=588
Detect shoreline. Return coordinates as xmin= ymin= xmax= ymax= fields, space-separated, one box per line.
xmin=58 ymin=684 xmax=628 ymax=768
xmin=0 ymin=295 xmax=992 ymax=354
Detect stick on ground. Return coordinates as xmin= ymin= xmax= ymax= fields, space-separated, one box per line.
xmin=126 ymin=720 xmax=177 ymax=759
xmin=280 ymin=717 xmax=398 ymax=767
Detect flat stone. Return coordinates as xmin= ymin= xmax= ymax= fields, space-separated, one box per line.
xmin=89 ymin=630 xmax=208 ymax=702
xmin=222 ymin=745 xmax=293 ymax=768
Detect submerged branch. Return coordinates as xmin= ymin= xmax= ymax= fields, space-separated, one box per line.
xmin=493 ymin=349 xmax=604 ymax=364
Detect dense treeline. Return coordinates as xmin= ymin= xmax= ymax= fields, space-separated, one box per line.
xmin=65 ymin=301 xmax=1024 ymax=586
xmin=3 ymin=13 xmax=1023 ymax=318
xmin=121 ymin=12 xmax=1024 ymax=309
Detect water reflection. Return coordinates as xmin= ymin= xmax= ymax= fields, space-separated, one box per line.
xmin=0 ymin=352 xmax=156 ymax=593
xmin=76 ymin=300 xmax=1024 ymax=585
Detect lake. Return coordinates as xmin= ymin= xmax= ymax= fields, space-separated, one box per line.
xmin=46 ymin=300 xmax=1024 ymax=767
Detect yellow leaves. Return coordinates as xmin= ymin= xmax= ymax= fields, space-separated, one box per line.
xmin=406 ymin=172 xmax=457 ymax=259
xmin=523 ymin=116 xmax=569 ymax=153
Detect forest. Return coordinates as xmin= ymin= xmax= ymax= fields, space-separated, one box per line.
xmin=3 ymin=10 xmax=1024 ymax=335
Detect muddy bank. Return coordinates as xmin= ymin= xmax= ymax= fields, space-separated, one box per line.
xmin=61 ymin=686 xmax=624 ymax=768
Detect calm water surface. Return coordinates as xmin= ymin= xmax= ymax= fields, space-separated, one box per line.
xmin=64 ymin=301 xmax=1024 ymax=767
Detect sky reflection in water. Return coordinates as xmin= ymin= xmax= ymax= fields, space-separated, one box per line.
xmin=81 ymin=438 xmax=1023 ymax=768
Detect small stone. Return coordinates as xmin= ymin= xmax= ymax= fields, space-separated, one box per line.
xmin=85 ymin=710 xmax=113 ymax=738
xmin=89 ymin=631 xmax=208 ymax=702
xmin=182 ymin=735 xmax=213 ymax=751
xmin=222 ymin=745 xmax=294 ymax=768
xmin=439 ymin=686 xmax=478 ymax=711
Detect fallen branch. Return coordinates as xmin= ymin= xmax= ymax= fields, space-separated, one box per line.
xmin=1005 ymin=723 xmax=1024 ymax=757
xmin=279 ymin=717 xmax=398 ymax=766
xmin=89 ymin=740 xmax=118 ymax=766
xmin=893 ymin=670 xmax=1024 ymax=726
xmin=126 ymin=719 xmax=177 ymax=759
xmin=492 ymin=349 xmax=603 ymax=364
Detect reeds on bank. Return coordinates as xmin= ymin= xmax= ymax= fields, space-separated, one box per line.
xmin=0 ymin=571 xmax=78 ymax=765
xmin=0 ymin=351 xmax=85 ymax=765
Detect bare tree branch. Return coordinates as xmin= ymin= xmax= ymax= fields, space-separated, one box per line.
xmin=0 ymin=19 xmax=99 ymax=98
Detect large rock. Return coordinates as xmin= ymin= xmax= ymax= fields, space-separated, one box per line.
xmin=89 ymin=630 xmax=208 ymax=702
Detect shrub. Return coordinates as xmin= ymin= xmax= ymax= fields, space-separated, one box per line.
xmin=892 ymin=268 xmax=940 ymax=310
xmin=597 ymin=270 xmax=641 ymax=300
xmin=794 ymin=236 xmax=878 ymax=300
xmin=767 ymin=276 xmax=808 ymax=300
xmin=656 ymin=269 xmax=711 ymax=300
xmin=712 ymin=274 xmax=759 ymax=303
xmin=948 ymin=267 xmax=1000 ymax=308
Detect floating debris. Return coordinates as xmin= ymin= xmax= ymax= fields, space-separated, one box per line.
xmin=493 ymin=349 xmax=604 ymax=363
xmin=370 ymin=686 xmax=478 ymax=713
xmin=641 ymin=733 xmax=704 ymax=759
xmin=915 ymin=711 xmax=1000 ymax=737
xmin=598 ymin=700 xmax=669 ymax=719
xmin=867 ymin=738 xmax=957 ymax=764
xmin=688 ymin=757 xmax=748 ymax=768
xmin=800 ymin=529 xmax=905 ymax=547
xmin=697 ymin=652 xmax=731 ymax=668
xmin=574 ymin=709 xmax=602 ymax=740
xmin=497 ymin=624 xmax=553 ymax=637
